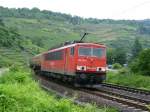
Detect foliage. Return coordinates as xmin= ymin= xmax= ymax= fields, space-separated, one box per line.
xmin=112 ymin=63 xmax=122 ymax=69
xmin=0 ymin=18 xmax=5 ymax=26
xmin=131 ymin=38 xmax=142 ymax=60
xmin=0 ymin=25 xmax=20 ymax=47
xmin=138 ymin=23 xmax=150 ymax=35
xmin=130 ymin=49 xmax=150 ymax=76
xmin=138 ymin=49 xmax=150 ymax=75
xmin=129 ymin=59 xmax=139 ymax=73
xmin=107 ymin=71 xmax=150 ymax=90
xmin=0 ymin=6 xmax=150 ymax=54
xmin=107 ymin=48 xmax=115 ymax=64
xmin=0 ymin=6 xmax=137 ymax=25
xmin=0 ymin=6 xmax=85 ymax=25
xmin=114 ymin=48 xmax=126 ymax=65
xmin=0 ymin=68 xmax=117 ymax=112
xmin=118 ymin=68 xmax=129 ymax=74
xmin=107 ymin=48 xmax=126 ymax=65
xmin=0 ymin=21 xmax=44 ymax=67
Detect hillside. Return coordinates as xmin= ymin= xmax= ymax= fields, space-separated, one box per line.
xmin=0 ymin=19 xmax=43 ymax=67
xmin=0 ymin=6 xmax=150 ymax=66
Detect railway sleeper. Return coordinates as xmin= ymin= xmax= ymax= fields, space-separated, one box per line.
xmin=86 ymin=90 xmax=150 ymax=111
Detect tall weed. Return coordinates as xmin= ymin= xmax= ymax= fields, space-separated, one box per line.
xmin=107 ymin=71 xmax=150 ymax=90
xmin=0 ymin=68 xmax=117 ymax=112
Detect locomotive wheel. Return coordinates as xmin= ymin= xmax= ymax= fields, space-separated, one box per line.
xmin=74 ymin=73 xmax=88 ymax=85
xmin=62 ymin=76 xmax=67 ymax=82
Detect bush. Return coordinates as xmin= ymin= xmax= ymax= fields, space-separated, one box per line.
xmin=0 ymin=70 xmax=30 ymax=84
xmin=0 ymin=94 xmax=18 ymax=112
xmin=112 ymin=63 xmax=122 ymax=69
xmin=130 ymin=49 xmax=150 ymax=76
xmin=0 ymin=67 xmax=117 ymax=112
xmin=107 ymin=71 xmax=150 ymax=90
xmin=118 ymin=68 xmax=129 ymax=75
xmin=138 ymin=49 xmax=150 ymax=75
xmin=129 ymin=59 xmax=139 ymax=73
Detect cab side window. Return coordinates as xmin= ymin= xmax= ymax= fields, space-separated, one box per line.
xmin=45 ymin=50 xmax=63 ymax=60
xmin=70 ymin=47 xmax=74 ymax=56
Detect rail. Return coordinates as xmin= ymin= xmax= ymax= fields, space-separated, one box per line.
xmin=33 ymin=74 xmax=150 ymax=112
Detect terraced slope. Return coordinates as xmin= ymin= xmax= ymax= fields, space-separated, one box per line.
xmin=3 ymin=17 xmax=150 ymax=51
xmin=0 ymin=6 xmax=150 ymax=67
xmin=0 ymin=48 xmax=32 ymax=67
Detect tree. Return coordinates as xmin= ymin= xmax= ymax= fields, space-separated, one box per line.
xmin=131 ymin=38 xmax=142 ymax=59
xmin=114 ymin=48 xmax=126 ymax=65
xmin=130 ymin=49 xmax=150 ymax=76
xmin=0 ymin=25 xmax=20 ymax=47
xmin=138 ymin=49 xmax=150 ymax=75
xmin=107 ymin=48 xmax=126 ymax=65
xmin=0 ymin=18 xmax=5 ymax=26
xmin=70 ymin=16 xmax=83 ymax=25
xmin=138 ymin=24 xmax=150 ymax=35
xmin=107 ymin=48 xmax=115 ymax=64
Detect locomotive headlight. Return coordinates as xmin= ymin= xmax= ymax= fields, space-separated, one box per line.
xmin=96 ymin=67 xmax=101 ymax=71
xmin=97 ymin=67 xmax=106 ymax=72
xmin=101 ymin=67 xmax=106 ymax=72
xmin=77 ymin=66 xmax=86 ymax=71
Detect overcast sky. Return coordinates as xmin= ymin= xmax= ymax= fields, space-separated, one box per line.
xmin=0 ymin=0 xmax=150 ymax=20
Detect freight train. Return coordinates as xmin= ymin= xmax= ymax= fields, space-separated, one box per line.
xmin=30 ymin=40 xmax=107 ymax=87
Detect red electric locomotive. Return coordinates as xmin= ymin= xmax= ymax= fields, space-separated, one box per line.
xmin=30 ymin=34 xmax=107 ymax=86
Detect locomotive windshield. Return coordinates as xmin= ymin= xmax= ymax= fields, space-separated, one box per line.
xmin=78 ymin=47 xmax=104 ymax=57
xmin=78 ymin=47 xmax=91 ymax=56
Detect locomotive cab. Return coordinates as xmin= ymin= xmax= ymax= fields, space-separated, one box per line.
xmin=74 ymin=43 xmax=106 ymax=85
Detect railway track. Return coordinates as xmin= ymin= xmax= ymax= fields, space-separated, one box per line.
xmin=101 ymin=83 xmax=150 ymax=95
xmin=93 ymin=83 xmax=150 ymax=111
xmin=33 ymin=74 xmax=150 ymax=112
xmin=83 ymin=88 xmax=150 ymax=112
xmin=97 ymin=83 xmax=150 ymax=104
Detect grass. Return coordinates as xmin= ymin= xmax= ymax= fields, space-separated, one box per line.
xmin=106 ymin=68 xmax=150 ymax=90
xmin=0 ymin=67 xmax=117 ymax=112
xmin=0 ymin=48 xmax=32 ymax=67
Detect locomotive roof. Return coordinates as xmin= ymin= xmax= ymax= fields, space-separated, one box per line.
xmin=33 ymin=42 xmax=106 ymax=58
xmin=47 ymin=42 xmax=106 ymax=53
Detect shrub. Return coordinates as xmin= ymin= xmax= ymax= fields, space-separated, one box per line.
xmin=107 ymin=71 xmax=150 ymax=90
xmin=0 ymin=94 xmax=18 ymax=112
xmin=138 ymin=49 xmax=150 ymax=75
xmin=0 ymin=67 xmax=117 ymax=112
xmin=112 ymin=63 xmax=122 ymax=69
xmin=118 ymin=68 xmax=129 ymax=75
xmin=0 ymin=58 xmax=12 ymax=67
xmin=0 ymin=69 xmax=30 ymax=84
xmin=129 ymin=58 xmax=139 ymax=73
xmin=130 ymin=49 xmax=150 ymax=76
xmin=9 ymin=64 xmax=22 ymax=72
